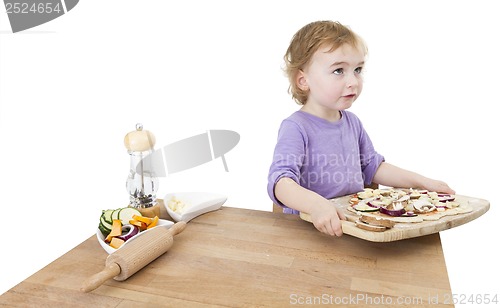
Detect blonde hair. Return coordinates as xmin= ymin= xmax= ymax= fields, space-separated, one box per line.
xmin=284 ymin=21 xmax=367 ymax=105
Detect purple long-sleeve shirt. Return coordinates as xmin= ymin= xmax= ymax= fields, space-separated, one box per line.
xmin=267 ymin=110 xmax=384 ymax=214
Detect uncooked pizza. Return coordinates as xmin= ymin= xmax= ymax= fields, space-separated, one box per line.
xmin=347 ymin=188 xmax=472 ymax=232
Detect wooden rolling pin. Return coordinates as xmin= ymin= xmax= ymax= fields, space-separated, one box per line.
xmin=81 ymin=221 xmax=186 ymax=293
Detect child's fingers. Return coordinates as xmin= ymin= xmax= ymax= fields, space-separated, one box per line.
xmin=431 ymin=180 xmax=455 ymax=195
xmin=441 ymin=183 xmax=456 ymax=195
xmin=314 ymin=220 xmax=341 ymax=237
xmin=311 ymin=207 xmax=343 ymax=236
xmin=322 ymin=224 xmax=337 ymax=237
xmin=327 ymin=215 xmax=343 ymax=237
xmin=336 ymin=206 xmax=346 ymax=221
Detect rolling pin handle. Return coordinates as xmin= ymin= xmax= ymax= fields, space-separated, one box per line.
xmin=169 ymin=221 xmax=187 ymax=236
xmin=80 ymin=262 xmax=121 ymax=293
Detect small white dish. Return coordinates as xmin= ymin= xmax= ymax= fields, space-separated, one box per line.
xmin=96 ymin=219 xmax=174 ymax=254
xmin=164 ymin=192 xmax=227 ymax=222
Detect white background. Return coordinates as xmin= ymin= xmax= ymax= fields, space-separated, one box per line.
xmin=1 ymin=0 xmax=499 ymax=305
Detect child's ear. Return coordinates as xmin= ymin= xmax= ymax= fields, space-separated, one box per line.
xmin=296 ymin=70 xmax=309 ymax=91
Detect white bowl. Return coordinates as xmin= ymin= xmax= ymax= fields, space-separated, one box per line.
xmin=164 ymin=192 xmax=227 ymax=222
xmin=96 ymin=219 xmax=174 ymax=254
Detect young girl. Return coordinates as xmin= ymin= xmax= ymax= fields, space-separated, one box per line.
xmin=267 ymin=21 xmax=454 ymax=237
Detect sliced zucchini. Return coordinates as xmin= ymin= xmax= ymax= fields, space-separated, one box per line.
xmin=102 ymin=209 xmax=114 ymax=224
xmin=352 ymin=203 xmax=380 ymax=212
xmin=98 ymin=222 xmax=111 ymax=236
xmin=100 ymin=215 xmax=113 ymax=231
xmin=118 ymin=207 xmax=142 ymax=225
xmin=111 ymin=209 xmax=120 ymax=221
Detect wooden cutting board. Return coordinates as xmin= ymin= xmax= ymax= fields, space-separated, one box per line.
xmin=300 ymin=194 xmax=489 ymax=242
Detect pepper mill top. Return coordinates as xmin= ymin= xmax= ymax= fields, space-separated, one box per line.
xmin=124 ymin=123 xmax=156 ymax=152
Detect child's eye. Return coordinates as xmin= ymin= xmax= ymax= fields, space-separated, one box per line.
xmin=333 ymin=68 xmax=343 ymax=75
xmin=354 ymin=67 xmax=363 ymax=74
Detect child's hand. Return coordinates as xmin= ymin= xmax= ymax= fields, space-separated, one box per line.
xmin=309 ymin=200 xmax=346 ymax=237
xmin=373 ymin=163 xmax=456 ymax=195
xmin=422 ymin=179 xmax=455 ymax=195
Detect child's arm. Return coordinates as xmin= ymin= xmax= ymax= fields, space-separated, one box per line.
xmin=274 ymin=177 xmax=346 ymax=237
xmin=372 ymin=162 xmax=455 ymax=194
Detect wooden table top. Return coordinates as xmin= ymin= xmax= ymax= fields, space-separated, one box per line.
xmin=0 ymin=206 xmax=454 ymax=307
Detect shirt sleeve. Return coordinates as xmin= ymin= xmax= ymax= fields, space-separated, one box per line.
xmin=267 ymin=119 xmax=306 ymax=208
xmin=358 ymin=122 xmax=384 ymax=185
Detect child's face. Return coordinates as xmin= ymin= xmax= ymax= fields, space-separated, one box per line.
xmin=298 ymin=44 xmax=365 ymax=113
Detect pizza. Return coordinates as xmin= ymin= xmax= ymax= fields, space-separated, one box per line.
xmin=346 ymin=187 xmax=473 ymax=232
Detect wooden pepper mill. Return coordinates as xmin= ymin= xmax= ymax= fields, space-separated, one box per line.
xmin=124 ymin=123 xmax=161 ymax=218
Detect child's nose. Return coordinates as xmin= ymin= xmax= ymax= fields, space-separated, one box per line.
xmin=346 ymin=73 xmax=359 ymax=88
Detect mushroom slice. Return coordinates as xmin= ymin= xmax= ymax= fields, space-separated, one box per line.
xmin=355 ymin=220 xmax=387 ymax=232
xmin=397 ymin=195 xmax=410 ymax=203
xmin=357 ymin=189 xmax=374 ymax=199
xmin=412 ymin=199 xmax=436 ymax=213
xmin=445 ymin=201 xmax=460 ymax=208
xmin=360 ymin=214 xmax=395 ymax=228
xmin=409 ymin=191 xmax=421 ymax=199
xmin=375 ymin=189 xmax=392 ymax=197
